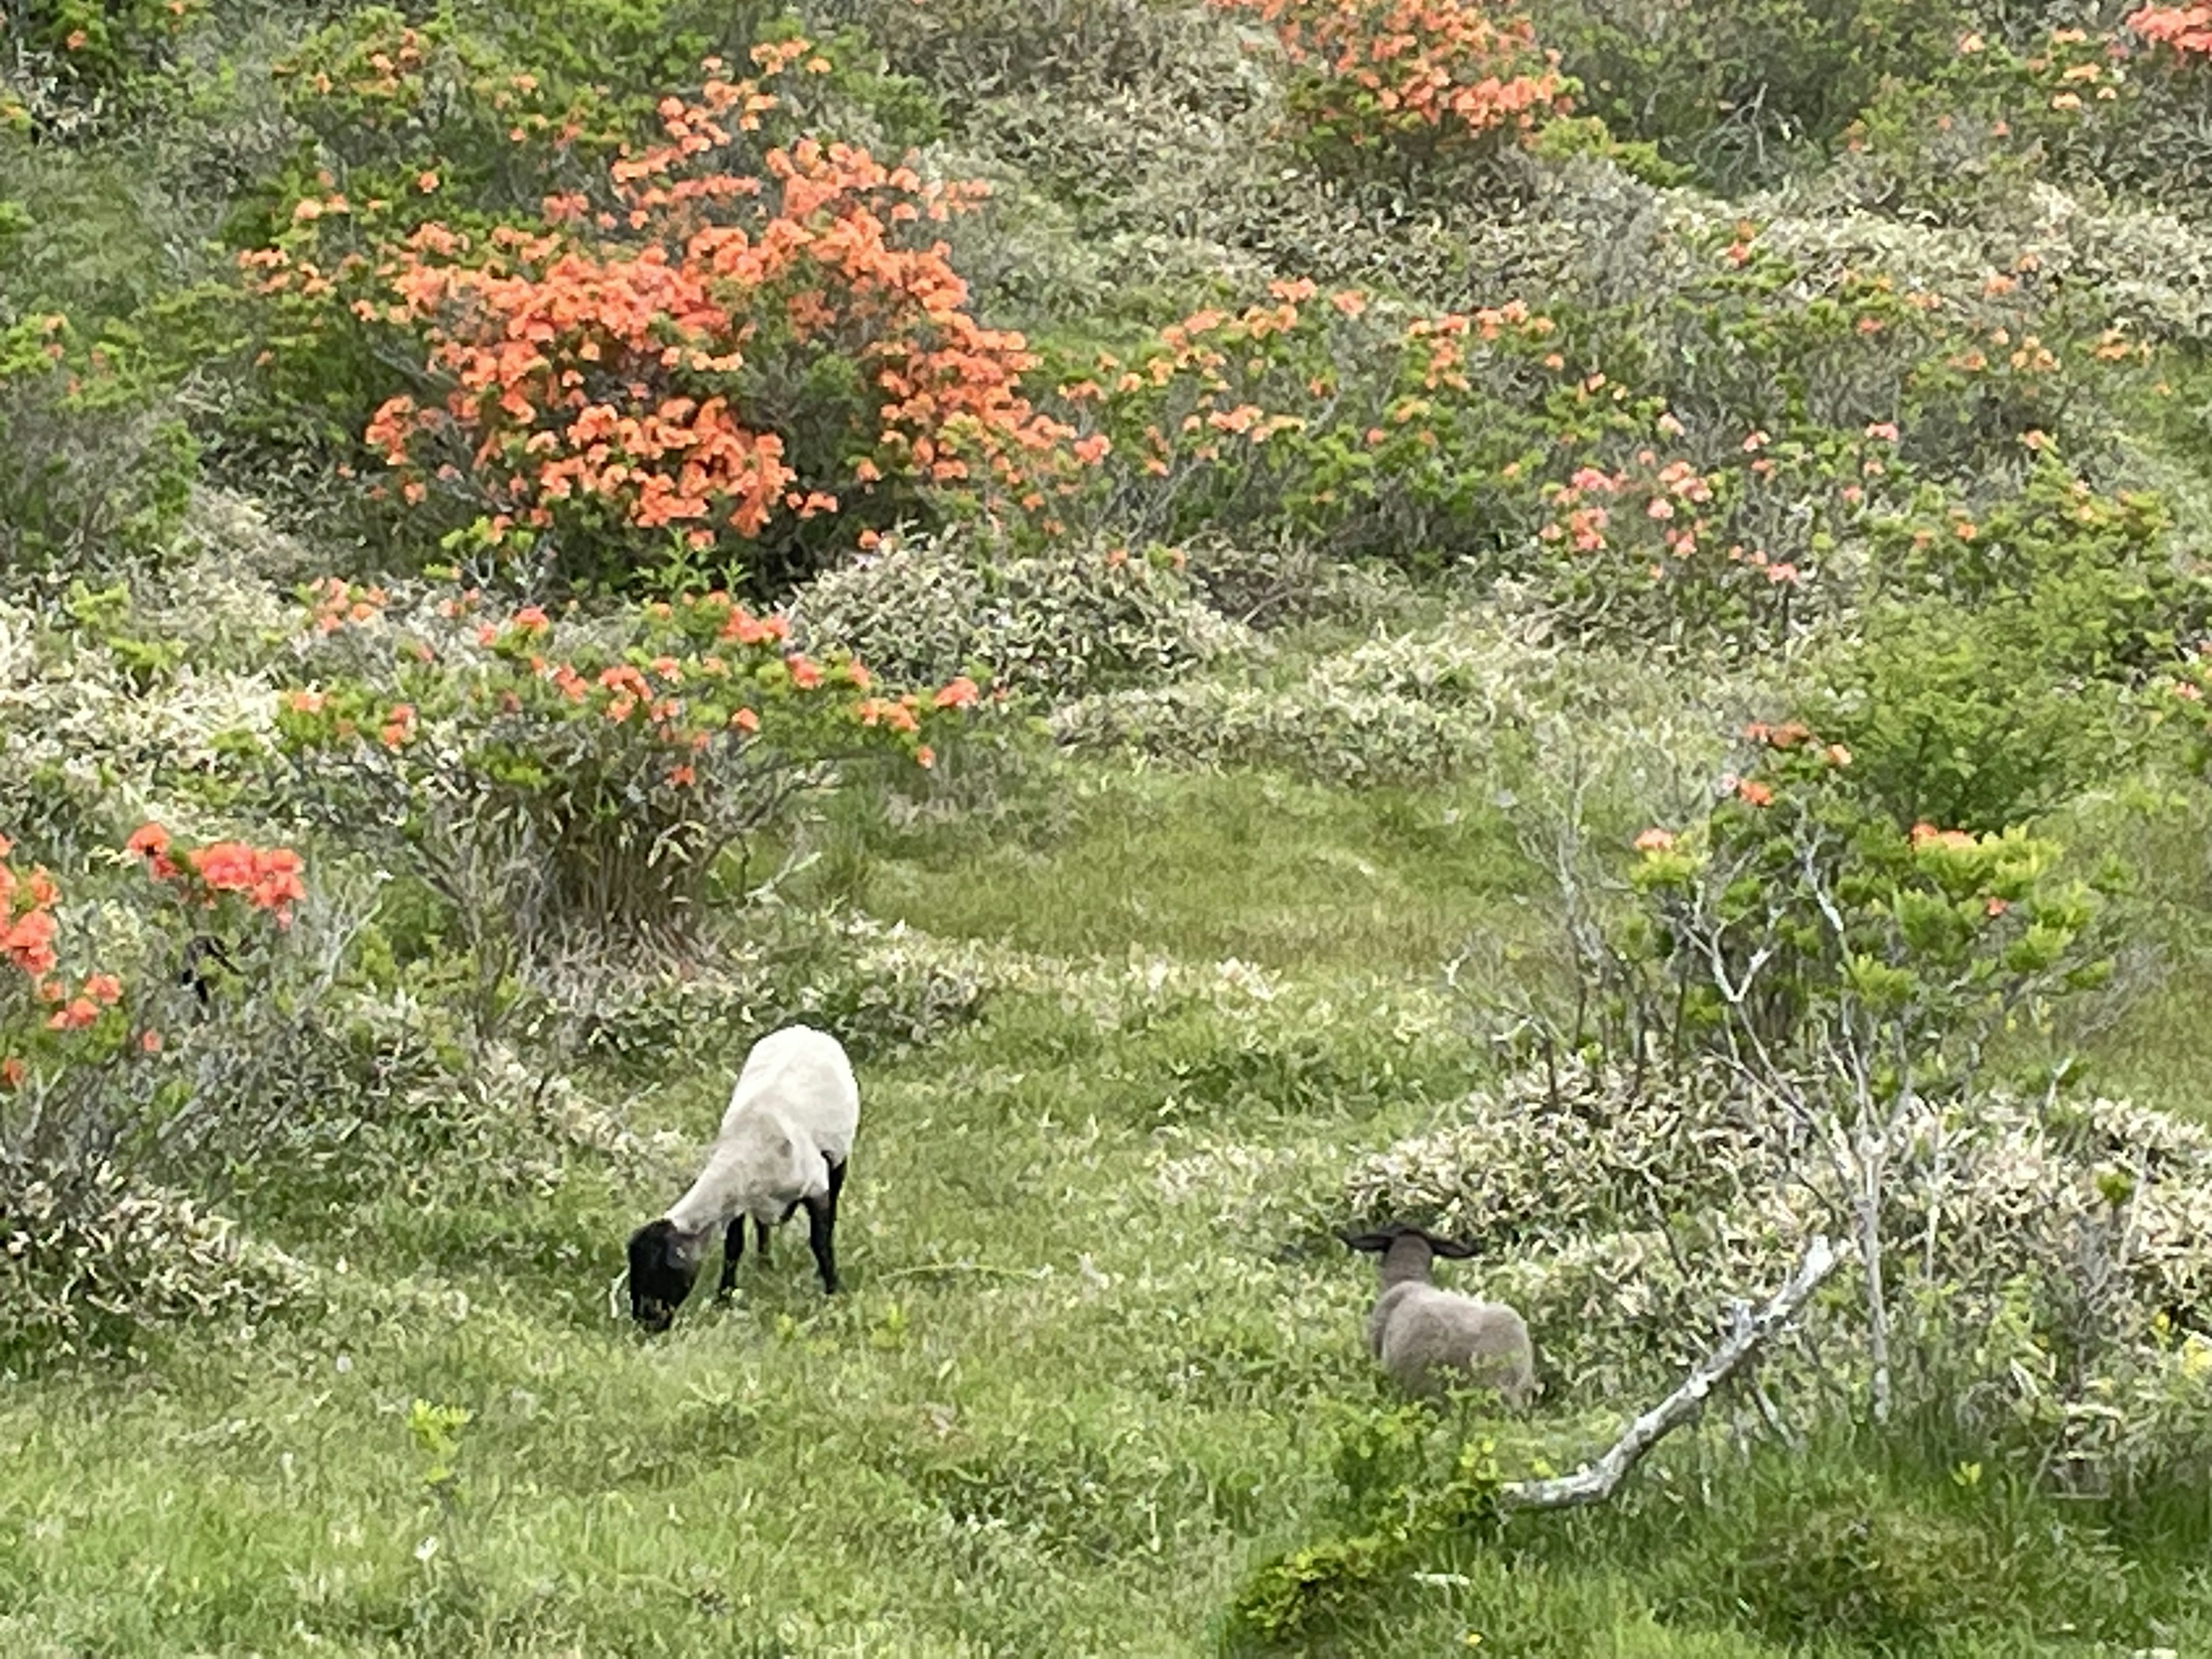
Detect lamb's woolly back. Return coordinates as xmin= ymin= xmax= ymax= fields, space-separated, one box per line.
xmin=714 ymin=1022 xmax=861 ymax=1154
xmin=667 ymin=1024 xmax=859 ymax=1233
xmin=1343 ymin=1225 xmax=1536 ymax=1406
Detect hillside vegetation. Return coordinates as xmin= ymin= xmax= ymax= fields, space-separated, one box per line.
xmin=9 ymin=0 xmax=2212 ymax=1652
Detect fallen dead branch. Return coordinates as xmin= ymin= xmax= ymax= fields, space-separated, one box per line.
xmin=1501 ymin=1233 xmax=1844 ymax=1512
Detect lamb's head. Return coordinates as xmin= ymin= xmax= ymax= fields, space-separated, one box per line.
xmin=626 ymin=1219 xmax=706 ymax=1332
xmin=1340 ymin=1224 xmax=1478 ymax=1286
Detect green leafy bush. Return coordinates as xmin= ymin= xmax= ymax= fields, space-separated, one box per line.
xmin=1809 ymin=461 xmax=2202 ymax=830
xmin=1228 ymin=1406 xmax=1502 ymax=1652
xmin=0 ymin=312 xmax=198 ymax=573
xmin=0 ymin=0 xmax=202 ymax=123
xmin=271 ymin=580 xmax=968 ymax=944
xmin=1529 ymin=0 xmax=1964 ymax=190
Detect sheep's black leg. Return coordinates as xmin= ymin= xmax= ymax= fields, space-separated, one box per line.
xmin=805 ymin=1158 xmax=846 ymax=1294
xmin=717 ymin=1214 xmax=746 ymax=1298
xmin=754 ymin=1215 xmax=774 ymax=1264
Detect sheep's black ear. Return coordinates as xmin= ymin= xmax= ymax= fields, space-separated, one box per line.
xmin=1339 ymin=1230 xmax=1396 ymax=1253
xmin=1423 ymin=1233 xmax=1480 ymax=1260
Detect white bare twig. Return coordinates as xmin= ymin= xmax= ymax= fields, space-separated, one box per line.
xmin=1499 ymin=1233 xmax=1843 ymax=1512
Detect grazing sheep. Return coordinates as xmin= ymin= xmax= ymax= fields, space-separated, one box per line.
xmin=626 ymin=1024 xmax=859 ymax=1332
xmin=1340 ymin=1224 xmax=1536 ymax=1406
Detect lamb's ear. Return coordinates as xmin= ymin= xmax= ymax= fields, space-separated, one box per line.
xmin=1423 ymin=1233 xmax=1480 ymax=1260
xmin=1339 ymin=1230 xmax=1395 ymax=1253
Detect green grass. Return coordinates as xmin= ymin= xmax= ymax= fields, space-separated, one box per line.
xmin=5 ymin=760 xmax=2210 ymax=1656
xmin=843 ymin=767 xmax=1535 ymax=973
xmin=13 ymin=0 xmax=2212 ymax=1647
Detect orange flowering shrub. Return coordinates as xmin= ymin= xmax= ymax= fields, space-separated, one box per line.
xmin=1061 ymin=264 xmax=1925 ymax=647
xmin=274 ymin=579 xmax=976 ymax=936
xmin=2130 ymin=6 xmax=2212 ymax=55
xmin=2120 ymin=7 xmax=2212 ymax=199
xmin=1211 ymin=0 xmax=1568 ymax=162
xmin=1062 ymin=276 xmax=1566 ymax=567
xmin=246 ymin=33 xmax=1086 ymax=590
xmin=221 ymin=7 xmax=642 ymax=466
xmin=2 ymin=827 xmax=306 ymax=1175
xmin=1840 ymin=24 xmax=2147 ymax=216
xmin=1 ymin=827 xmax=331 ymax=1353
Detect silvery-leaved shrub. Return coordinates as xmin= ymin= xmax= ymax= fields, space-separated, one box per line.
xmin=558 ymin=908 xmax=988 ymax=1073
xmin=0 ymin=1165 xmax=313 ymax=1361
xmin=1343 ymin=1053 xmax=2212 ymax=1491
xmin=1051 ymin=614 xmax=1554 ymax=782
xmin=793 ymin=528 xmax=1253 ymax=704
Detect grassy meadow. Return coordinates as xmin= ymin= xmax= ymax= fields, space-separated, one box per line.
xmin=10 ymin=0 xmax=2212 ymax=1652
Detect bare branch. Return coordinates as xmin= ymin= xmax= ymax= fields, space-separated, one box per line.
xmin=1499 ymin=1233 xmax=1844 ymax=1512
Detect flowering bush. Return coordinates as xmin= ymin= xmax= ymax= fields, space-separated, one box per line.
xmin=0 ymin=823 xmax=329 ymax=1353
xmin=243 ymin=33 xmax=1088 ymax=590
xmin=2123 ymin=4 xmax=2212 ymax=201
xmin=1057 ymin=278 xmax=1565 ymax=569
xmin=1627 ymin=718 xmax=2107 ymax=1062
xmin=1211 ymin=0 xmax=1569 ymax=171
xmin=1839 ymin=25 xmax=2141 ymax=226
xmin=272 ymin=579 xmax=976 ymax=942
xmin=2 ymin=826 xmax=293 ymax=1127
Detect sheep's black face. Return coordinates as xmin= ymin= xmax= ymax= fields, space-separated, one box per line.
xmin=626 ymin=1221 xmax=701 ymax=1333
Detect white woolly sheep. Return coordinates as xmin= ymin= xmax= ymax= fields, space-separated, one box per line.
xmin=1340 ymin=1224 xmax=1536 ymax=1406
xmin=626 ymin=1024 xmax=859 ymax=1332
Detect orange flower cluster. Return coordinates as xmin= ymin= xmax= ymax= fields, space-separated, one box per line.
xmin=309 ymin=576 xmax=389 ymax=634
xmin=353 ymin=43 xmax=1089 ymax=558
xmin=2131 ymin=6 xmax=2212 ymax=53
xmin=1 ymin=836 xmax=60 ymax=981
xmin=1540 ymin=453 xmax=1720 ymax=569
xmin=2 ymin=835 xmax=177 ymax=1084
xmin=1212 ymin=0 xmax=1567 ymax=142
xmin=127 ymin=824 xmax=308 ymax=926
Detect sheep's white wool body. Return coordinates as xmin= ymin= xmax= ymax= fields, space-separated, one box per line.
xmin=1368 ymin=1283 xmax=1535 ymax=1404
xmin=665 ymin=1024 xmax=859 ymax=1236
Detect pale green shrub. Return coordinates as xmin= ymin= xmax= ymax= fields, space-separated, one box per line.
xmin=1051 ymin=614 xmax=1558 ymax=781
xmin=0 ymin=1167 xmax=315 ymax=1360
xmin=559 ymin=910 xmax=992 ymax=1071
xmin=792 ymin=529 xmax=1255 ymax=703
xmin=1343 ymin=1057 xmax=2212 ymax=1488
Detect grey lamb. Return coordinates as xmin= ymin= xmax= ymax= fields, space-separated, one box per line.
xmin=1340 ymin=1224 xmax=1536 ymax=1406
